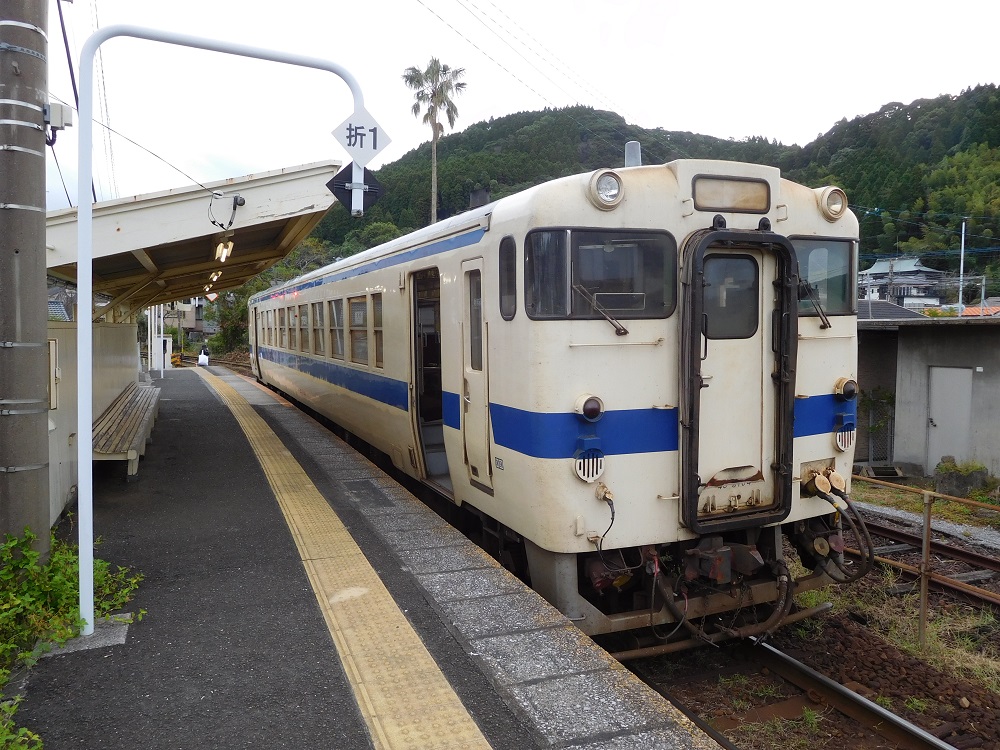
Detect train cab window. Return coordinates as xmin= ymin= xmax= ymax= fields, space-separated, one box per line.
xmin=525 ymin=229 xmax=676 ymax=320
xmin=312 ymin=302 xmax=325 ymax=355
xmin=298 ymin=304 xmax=309 ymax=352
xmin=703 ymin=255 xmax=759 ymax=339
xmin=278 ymin=307 xmax=287 ymax=348
xmin=792 ymin=238 xmax=855 ymax=316
xmin=373 ymin=293 xmax=383 ymax=368
xmin=499 ymin=236 xmax=516 ymax=320
xmin=525 ymin=231 xmax=568 ymax=317
xmin=349 ymin=296 xmax=368 ymax=365
xmin=329 ymin=299 xmax=345 ymax=360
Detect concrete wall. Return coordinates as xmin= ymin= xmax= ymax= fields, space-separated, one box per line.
xmin=893 ymin=326 xmax=1000 ymax=476
xmin=46 ymin=322 xmax=140 ymax=524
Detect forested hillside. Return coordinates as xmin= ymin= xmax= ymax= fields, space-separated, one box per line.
xmin=310 ymin=84 xmax=1000 ymax=296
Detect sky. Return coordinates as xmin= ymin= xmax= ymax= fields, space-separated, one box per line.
xmin=44 ymin=0 xmax=1000 ymax=210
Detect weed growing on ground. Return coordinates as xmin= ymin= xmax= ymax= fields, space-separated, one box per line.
xmin=0 ymin=529 xmax=143 ymax=745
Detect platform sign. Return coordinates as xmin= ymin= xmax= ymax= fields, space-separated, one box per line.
xmin=327 ymin=163 xmax=382 ymax=212
xmin=334 ymin=106 xmax=390 ymax=168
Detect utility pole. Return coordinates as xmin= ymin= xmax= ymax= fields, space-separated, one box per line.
xmin=0 ymin=1 xmax=50 ymax=553
xmin=958 ymin=218 xmax=966 ymax=313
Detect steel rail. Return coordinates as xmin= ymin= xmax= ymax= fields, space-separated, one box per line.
xmin=863 ymin=520 xmax=1000 ymax=573
xmin=847 ymin=546 xmax=1000 ymax=608
xmin=751 ymin=642 xmax=956 ymax=750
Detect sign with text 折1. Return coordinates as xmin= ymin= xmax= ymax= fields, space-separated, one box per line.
xmin=334 ymin=106 xmax=390 ymax=168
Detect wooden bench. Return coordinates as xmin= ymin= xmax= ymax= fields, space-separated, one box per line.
xmin=93 ymin=381 xmax=161 ymax=480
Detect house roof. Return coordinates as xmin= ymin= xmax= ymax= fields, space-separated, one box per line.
xmin=960 ymin=306 xmax=1000 ymax=317
xmin=45 ymin=161 xmax=340 ymax=321
xmin=857 ymin=300 xmax=928 ymax=320
xmin=858 ymin=257 xmax=942 ymax=277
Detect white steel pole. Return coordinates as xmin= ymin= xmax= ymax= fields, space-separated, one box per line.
xmin=78 ymin=25 xmax=369 ymax=635
xmin=958 ymin=219 xmax=966 ymax=314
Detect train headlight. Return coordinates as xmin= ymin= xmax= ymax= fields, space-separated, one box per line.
xmin=575 ymin=394 xmax=605 ymax=422
xmin=587 ymin=170 xmax=624 ymax=210
xmin=834 ymin=377 xmax=858 ymax=400
xmin=816 ymin=186 xmax=849 ymax=222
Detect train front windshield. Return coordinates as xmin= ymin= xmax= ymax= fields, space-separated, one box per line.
xmin=525 ymin=229 xmax=678 ymax=320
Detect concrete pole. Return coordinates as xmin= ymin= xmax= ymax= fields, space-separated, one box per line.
xmin=0 ymin=1 xmax=51 ymax=554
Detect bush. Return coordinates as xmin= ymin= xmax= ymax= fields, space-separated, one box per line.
xmin=0 ymin=528 xmax=143 ymax=745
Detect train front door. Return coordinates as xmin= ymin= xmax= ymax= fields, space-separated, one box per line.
xmin=461 ymin=258 xmax=493 ymax=492
xmin=681 ymin=232 xmax=797 ymax=533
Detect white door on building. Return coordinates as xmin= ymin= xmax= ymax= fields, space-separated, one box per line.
xmin=927 ymin=366 xmax=973 ymax=470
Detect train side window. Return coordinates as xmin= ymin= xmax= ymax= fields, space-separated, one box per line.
xmin=278 ymin=307 xmax=287 ymax=348
xmin=330 ymin=299 xmax=345 ymax=360
xmin=525 ymin=230 xmax=569 ymax=317
xmin=499 ymin=236 xmax=516 ymax=321
xmin=287 ymin=306 xmax=297 ymax=350
xmin=312 ymin=302 xmax=325 ymax=355
xmin=373 ymin=293 xmax=383 ymax=368
xmin=298 ymin=304 xmax=309 ymax=352
xmin=791 ymin=238 xmax=855 ymax=316
xmin=349 ymin=296 xmax=368 ymax=365
xmin=265 ymin=309 xmax=273 ymax=346
xmin=703 ymin=255 xmax=759 ymax=339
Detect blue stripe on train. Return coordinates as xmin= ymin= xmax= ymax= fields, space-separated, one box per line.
xmin=258 ymin=348 xmax=409 ymax=410
xmin=793 ymin=394 xmax=857 ymax=438
xmin=260 ymin=346 xmax=852 ymax=453
xmin=488 ymin=403 xmax=679 ymax=459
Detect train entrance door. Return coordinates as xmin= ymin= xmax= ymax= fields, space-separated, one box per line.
xmin=461 ymin=258 xmax=494 ymax=492
xmin=680 ymin=232 xmax=797 ymax=534
xmin=411 ymin=269 xmax=450 ymax=491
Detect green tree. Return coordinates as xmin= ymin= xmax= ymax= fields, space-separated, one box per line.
xmin=402 ymin=57 xmax=466 ymax=223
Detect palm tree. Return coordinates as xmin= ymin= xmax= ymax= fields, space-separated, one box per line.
xmin=402 ymin=58 xmax=466 ymax=223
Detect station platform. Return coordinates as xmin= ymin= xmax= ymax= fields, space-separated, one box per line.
xmin=15 ymin=368 xmax=718 ymax=749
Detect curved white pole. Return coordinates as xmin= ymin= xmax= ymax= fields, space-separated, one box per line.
xmin=78 ymin=25 xmax=366 ymax=635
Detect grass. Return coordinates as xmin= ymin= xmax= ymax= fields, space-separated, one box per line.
xmin=851 ymin=477 xmax=1000 ymax=530
xmin=801 ymin=563 xmax=1000 ymax=695
xmin=729 ymin=708 xmax=828 ymax=750
xmin=0 ymin=528 xmax=144 ymax=747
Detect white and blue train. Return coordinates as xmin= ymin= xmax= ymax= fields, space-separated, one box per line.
xmin=249 ymin=155 xmax=873 ymax=648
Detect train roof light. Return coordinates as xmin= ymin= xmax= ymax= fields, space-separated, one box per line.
xmin=588 ymin=170 xmax=624 ymax=210
xmin=817 ymin=186 xmax=848 ymax=222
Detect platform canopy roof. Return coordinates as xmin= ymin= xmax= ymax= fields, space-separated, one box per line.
xmin=46 ymin=160 xmax=340 ymax=320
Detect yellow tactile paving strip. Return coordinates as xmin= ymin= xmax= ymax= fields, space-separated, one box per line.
xmin=194 ymin=369 xmax=491 ymax=749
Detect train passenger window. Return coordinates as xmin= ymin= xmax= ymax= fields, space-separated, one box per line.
xmin=278 ymin=308 xmax=287 ymax=348
xmin=349 ymin=296 xmax=368 ymax=365
xmin=703 ymin=255 xmax=758 ymax=339
xmin=525 ymin=229 xmax=676 ymax=320
xmin=469 ymin=271 xmax=483 ymax=371
xmin=298 ymin=304 xmax=309 ymax=352
xmin=373 ymin=294 xmax=383 ymax=368
xmin=499 ymin=237 xmax=516 ymax=320
xmin=329 ymin=299 xmax=345 ymax=360
xmin=265 ymin=310 xmax=273 ymax=346
xmin=792 ymin=238 xmax=855 ymax=316
xmin=287 ymin=307 xmax=297 ymax=350
xmin=312 ymin=302 xmax=325 ymax=355
xmin=525 ymin=230 xmax=568 ymax=317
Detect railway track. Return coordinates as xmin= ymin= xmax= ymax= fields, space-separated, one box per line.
xmin=177 ymin=353 xmax=253 ymax=376
xmin=630 ymin=641 xmax=972 ymax=749
xmin=850 ymin=518 xmax=1000 ymax=609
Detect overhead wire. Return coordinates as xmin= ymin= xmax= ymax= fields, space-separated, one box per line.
xmin=413 ymin=0 xmax=697 ymax=162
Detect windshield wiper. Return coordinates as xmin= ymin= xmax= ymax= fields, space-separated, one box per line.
xmin=798 ymin=281 xmax=832 ymax=329
xmin=573 ymin=284 xmax=629 ymax=336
